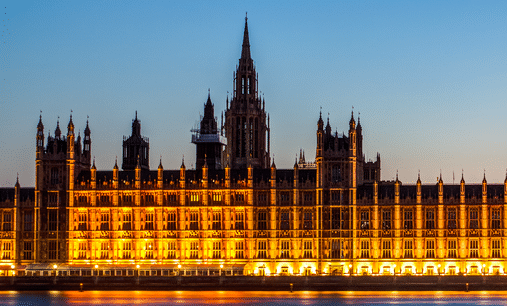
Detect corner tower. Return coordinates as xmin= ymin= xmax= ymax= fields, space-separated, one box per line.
xmin=224 ymin=15 xmax=270 ymax=169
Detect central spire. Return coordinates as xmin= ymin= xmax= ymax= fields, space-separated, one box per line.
xmin=241 ymin=13 xmax=251 ymax=60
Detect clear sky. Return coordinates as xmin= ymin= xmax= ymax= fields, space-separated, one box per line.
xmin=2 ymin=0 xmax=507 ymax=187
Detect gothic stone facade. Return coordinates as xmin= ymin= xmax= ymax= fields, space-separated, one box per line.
xmin=1 ymin=17 xmax=505 ymax=277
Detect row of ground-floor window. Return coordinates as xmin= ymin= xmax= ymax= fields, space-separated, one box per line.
xmin=2 ymin=261 xmax=507 ymax=277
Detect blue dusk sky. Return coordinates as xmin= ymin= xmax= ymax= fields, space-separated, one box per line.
xmin=1 ymin=0 xmax=507 ymax=187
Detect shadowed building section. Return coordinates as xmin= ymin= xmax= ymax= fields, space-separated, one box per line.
xmin=192 ymin=92 xmax=226 ymax=170
xmin=122 ymin=112 xmax=149 ymax=170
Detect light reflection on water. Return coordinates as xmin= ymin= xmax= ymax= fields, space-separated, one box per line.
xmin=0 ymin=290 xmax=506 ymax=305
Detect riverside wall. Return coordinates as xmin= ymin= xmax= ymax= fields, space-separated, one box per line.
xmin=1 ymin=275 xmax=507 ymax=291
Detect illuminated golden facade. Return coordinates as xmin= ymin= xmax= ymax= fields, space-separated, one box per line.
xmin=1 ymin=16 xmax=507 ymax=278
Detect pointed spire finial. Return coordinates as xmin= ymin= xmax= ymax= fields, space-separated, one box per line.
xmin=418 ymin=169 xmax=420 ymax=180
xmin=241 ymin=14 xmax=251 ymax=60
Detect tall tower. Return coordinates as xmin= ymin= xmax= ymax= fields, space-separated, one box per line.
xmin=122 ymin=112 xmax=149 ymax=170
xmin=192 ymin=92 xmax=226 ymax=170
xmin=224 ymin=15 xmax=270 ymax=169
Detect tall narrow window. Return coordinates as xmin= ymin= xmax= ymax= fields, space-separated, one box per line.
xmin=24 ymin=241 xmax=32 ymax=260
xmin=447 ymin=208 xmax=457 ymax=229
xmin=332 ymin=208 xmax=340 ymax=230
xmin=280 ymin=240 xmax=290 ymax=259
xmin=469 ymin=239 xmax=479 ymax=258
xmin=303 ymin=212 xmax=313 ymax=230
xmin=122 ymin=212 xmax=132 ymax=230
xmin=78 ymin=242 xmax=87 ymax=259
xmin=213 ymin=241 xmax=221 ymax=259
xmin=303 ymin=241 xmax=312 ymax=259
xmin=189 ymin=212 xmax=199 ymax=230
xmin=241 ymin=77 xmax=245 ymax=94
xmin=167 ymin=212 xmax=177 ymax=230
xmin=100 ymin=212 xmax=109 ymax=231
xmin=258 ymin=211 xmax=267 ymax=230
xmin=360 ymin=240 xmax=369 ymax=258
xmin=360 ymin=211 xmax=369 ymax=230
xmin=492 ymin=239 xmax=501 ymax=258
xmin=426 ymin=209 xmax=435 ymax=229
xmin=145 ymin=212 xmax=154 ymax=230
xmin=469 ymin=209 xmax=479 ymax=229
xmin=212 ymin=212 xmax=221 ymax=230
xmin=258 ymin=241 xmax=267 ymax=259
xmin=122 ymin=242 xmax=131 ymax=259
xmin=2 ymin=213 xmax=12 ymax=231
xmin=24 ymin=211 xmax=33 ymax=232
xmin=48 ymin=210 xmax=58 ymax=231
xmin=48 ymin=241 xmax=57 ymax=260
xmin=448 ymin=240 xmax=457 ymax=258
xmin=78 ymin=212 xmax=87 ymax=231
xmin=2 ymin=242 xmax=11 ymax=260
xmin=404 ymin=210 xmax=413 ymax=230
xmin=404 ymin=240 xmax=413 ymax=258
xmin=235 ymin=241 xmax=244 ymax=259
xmin=382 ymin=240 xmax=391 ymax=258
xmin=167 ymin=241 xmax=176 ymax=259
xmin=492 ymin=209 xmax=501 ymax=229
xmin=190 ymin=241 xmax=199 ymax=259
xmin=331 ymin=239 xmax=341 ymax=259
xmin=145 ymin=242 xmax=153 ymax=259
xmin=100 ymin=242 xmax=109 ymax=259
xmin=426 ymin=240 xmax=435 ymax=258
xmin=382 ymin=210 xmax=391 ymax=230
xmin=235 ymin=212 xmax=244 ymax=230
xmin=280 ymin=211 xmax=290 ymax=230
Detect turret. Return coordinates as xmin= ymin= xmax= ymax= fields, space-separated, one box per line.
xmin=293 ymin=158 xmax=298 ymax=189
xmin=504 ymin=170 xmax=507 ymax=204
xmin=157 ymin=158 xmax=163 ymax=189
xmin=482 ymin=172 xmax=487 ymax=204
xmin=36 ymin=113 xmax=44 ymax=154
xmin=373 ymin=179 xmax=378 ymax=205
xmin=113 ymin=158 xmax=119 ymax=189
xmin=416 ymin=171 xmax=422 ymax=204
xmin=202 ymin=158 xmax=208 ymax=189
xmin=83 ymin=118 xmax=91 ymax=156
xmin=67 ymin=113 xmax=75 ymax=194
xmin=460 ymin=171 xmax=465 ymax=204
xmin=135 ymin=157 xmax=141 ymax=189
xmin=348 ymin=110 xmax=356 ymax=157
xmin=394 ymin=171 xmax=400 ymax=205
xmin=91 ymin=158 xmax=96 ymax=189
xmin=270 ymin=159 xmax=276 ymax=189
xmin=179 ymin=158 xmax=186 ymax=189
xmin=14 ymin=174 xmax=20 ymax=209
xmin=356 ymin=113 xmax=363 ymax=160
xmin=316 ymin=110 xmax=324 ymax=158
xmin=247 ymin=163 xmax=253 ymax=188
xmin=54 ymin=118 xmax=61 ymax=140
xmin=438 ymin=173 xmax=443 ymax=204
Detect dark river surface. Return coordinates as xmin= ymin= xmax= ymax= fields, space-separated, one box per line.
xmin=0 ymin=290 xmax=505 ymax=305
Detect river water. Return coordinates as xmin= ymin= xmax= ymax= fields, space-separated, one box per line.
xmin=0 ymin=290 xmax=505 ymax=305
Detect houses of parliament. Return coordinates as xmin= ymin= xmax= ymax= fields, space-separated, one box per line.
xmin=1 ymin=17 xmax=507 ymax=278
